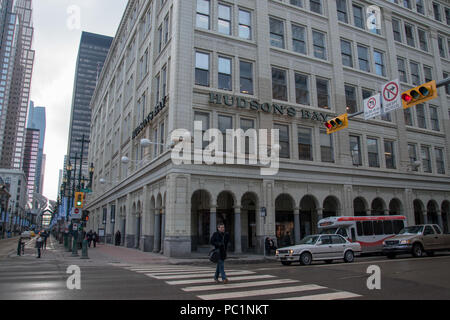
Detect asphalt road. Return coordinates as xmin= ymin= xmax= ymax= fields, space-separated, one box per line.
xmin=1 ymin=237 xmax=450 ymax=301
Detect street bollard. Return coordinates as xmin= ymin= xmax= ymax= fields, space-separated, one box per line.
xmin=17 ymin=237 xmax=23 ymax=256
xmin=80 ymin=238 xmax=89 ymax=259
xmin=64 ymin=233 xmax=68 ymax=249
xmin=67 ymin=234 xmax=73 ymax=252
xmin=71 ymin=232 xmax=79 ymax=257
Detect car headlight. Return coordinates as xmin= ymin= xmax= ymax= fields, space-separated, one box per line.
xmin=400 ymin=240 xmax=411 ymax=245
xmin=275 ymin=250 xmax=279 ymax=256
xmin=289 ymin=250 xmax=294 ymax=256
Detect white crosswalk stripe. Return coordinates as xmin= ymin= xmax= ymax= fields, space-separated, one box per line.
xmin=114 ymin=264 xmax=362 ymax=300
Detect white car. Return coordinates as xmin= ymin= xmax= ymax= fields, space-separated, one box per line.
xmin=276 ymin=234 xmax=362 ymax=266
xmin=20 ymin=231 xmax=31 ymax=239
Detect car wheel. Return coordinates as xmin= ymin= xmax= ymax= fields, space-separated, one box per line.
xmin=299 ymin=252 xmax=312 ymax=266
xmin=281 ymin=261 xmax=292 ymax=266
xmin=387 ymin=253 xmax=396 ymax=259
xmin=325 ymin=260 xmax=333 ymax=264
xmin=344 ymin=250 xmax=354 ymax=263
xmin=412 ymin=243 xmax=423 ymax=257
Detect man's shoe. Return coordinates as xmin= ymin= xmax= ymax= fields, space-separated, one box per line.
xmin=223 ymin=279 xmax=229 ymax=284
xmin=214 ymin=279 xmax=220 ymax=284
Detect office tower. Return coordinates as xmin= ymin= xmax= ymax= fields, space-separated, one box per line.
xmin=27 ymin=100 xmax=46 ymax=194
xmin=23 ymin=128 xmax=39 ymax=203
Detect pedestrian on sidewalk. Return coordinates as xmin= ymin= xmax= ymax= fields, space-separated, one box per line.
xmin=115 ymin=230 xmax=121 ymax=246
xmin=41 ymin=231 xmax=48 ymax=250
xmin=210 ymin=223 xmax=230 ymax=284
xmin=87 ymin=230 xmax=93 ymax=247
xmin=35 ymin=235 xmax=43 ymax=258
xmin=93 ymin=231 xmax=98 ymax=248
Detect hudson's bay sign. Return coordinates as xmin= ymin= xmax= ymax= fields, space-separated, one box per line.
xmin=132 ymin=96 xmax=168 ymax=139
xmin=209 ymin=92 xmax=330 ymax=122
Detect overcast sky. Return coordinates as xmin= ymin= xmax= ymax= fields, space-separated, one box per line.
xmin=30 ymin=0 xmax=128 ymax=201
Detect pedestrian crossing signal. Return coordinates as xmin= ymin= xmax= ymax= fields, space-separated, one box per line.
xmin=75 ymin=192 xmax=84 ymax=208
xmin=401 ymin=80 xmax=437 ymax=109
xmin=324 ymin=114 xmax=349 ymax=134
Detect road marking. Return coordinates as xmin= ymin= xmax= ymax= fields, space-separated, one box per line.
xmin=276 ymin=291 xmax=361 ymax=300
xmin=197 ymin=284 xmax=325 ymax=300
xmin=148 ymin=270 xmax=255 ymax=280
xmin=182 ymin=279 xmax=300 ymax=292
xmin=128 ymin=267 xmax=215 ymax=272
xmin=166 ymin=275 xmax=276 ymax=286
xmin=139 ymin=270 xmax=222 ymax=276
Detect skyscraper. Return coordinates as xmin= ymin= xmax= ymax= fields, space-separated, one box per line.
xmin=27 ymin=100 xmax=46 ymax=194
xmin=0 ymin=0 xmax=35 ymax=170
xmin=66 ymin=31 xmax=112 ymax=182
xmin=22 ymin=128 xmax=39 ymax=204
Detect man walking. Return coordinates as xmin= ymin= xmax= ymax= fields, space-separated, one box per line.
xmin=115 ymin=230 xmax=121 ymax=246
xmin=210 ymin=223 xmax=230 ymax=284
xmin=35 ymin=234 xmax=43 ymax=258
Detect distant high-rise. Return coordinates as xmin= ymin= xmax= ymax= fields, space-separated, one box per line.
xmin=23 ymin=128 xmax=39 ymax=203
xmin=27 ymin=101 xmax=46 ymax=194
xmin=66 ymin=31 xmax=112 ymax=181
xmin=0 ymin=0 xmax=35 ymax=170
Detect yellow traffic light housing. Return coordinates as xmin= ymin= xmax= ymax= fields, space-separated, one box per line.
xmin=75 ymin=192 xmax=84 ymax=208
xmin=324 ymin=113 xmax=349 ymax=134
xmin=401 ymin=80 xmax=437 ymax=109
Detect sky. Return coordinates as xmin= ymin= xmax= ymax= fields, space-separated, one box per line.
xmin=30 ymin=0 xmax=128 ymax=201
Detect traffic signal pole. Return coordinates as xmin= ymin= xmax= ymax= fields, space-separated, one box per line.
xmin=436 ymin=77 xmax=450 ymax=88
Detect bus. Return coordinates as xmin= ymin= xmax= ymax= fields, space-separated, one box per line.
xmin=317 ymin=216 xmax=407 ymax=253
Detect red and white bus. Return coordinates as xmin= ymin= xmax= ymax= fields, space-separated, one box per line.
xmin=318 ymin=216 xmax=408 ymax=253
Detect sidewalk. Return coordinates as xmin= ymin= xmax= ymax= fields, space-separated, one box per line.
xmin=49 ymin=236 xmax=277 ymax=266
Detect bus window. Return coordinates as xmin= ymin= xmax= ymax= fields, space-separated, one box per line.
xmin=383 ymin=220 xmax=393 ymax=234
xmin=337 ymin=228 xmax=348 ymax=238
xmin=363 ymin=221 xmax=374 ymax=236
xmin=357 ymin=222 xmax=363 ymax=236
xmin=393 ymin=220 xmax=405 ymax=234
xmin=373 ymin=221 xmax=383 ymax=235
xmin=320 ymin=228 xmax=337 ymax=235
xmin=351 ymin=228 xmax=356 ymax=242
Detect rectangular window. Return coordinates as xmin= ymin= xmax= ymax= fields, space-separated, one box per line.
xmin=312 ymin=30 xmax=327 ymax=60
xmin=374 ymin=50 xmax=386 ymax=77
xmin=416 ymin=0 xmax=425 ymax=14
xmin=239 ymin=9 xmax=252 ymax=40
xmin=367 ymin=138 xmax=380 ymax=168
xmin=417 ymin=29 xmax=428 ymax=51
xmin=298 ymin=127 xmax=313 ymax=161
xmin=423 ymin=66 xmax=433 ymax=83
xmin=196 ymin=0 xmax=210 ymax=29
xmin=429 ymin=106 xmax=440 ymax=131
xmin=435 ymin=148 xmax=445 ymax=174
xmin=160 ymin=122 xmax=165 ymax=154
xmin=240 ymin=118 xmax=255 ymax=155
xmin=337 ymin=0 xmax=348 ymax=23
xmin=292 ymin=24 xmax=307 ymax=55
xmin=272 ymin=68 xmax=288 ymax=101
xmin=408 ymin=143 xmax=418 ymax=171
xmin=405 ymin=24 xmax=415 ymax=47
xmin=310 ymin=0 xmax=322 ymax=14
xmin=290 ymin=0 xmax=303 ymax=8
xmin=358 ymin=45 xmax=370 ymax=72
xmin=275 ymin=124 xmax=290 ymax=158
xmin=345 ymin=85 xmax=357 ymax=114
xmin=195 ymin=52 xmax=209 ymax=86
xmin=240 ymin=61 xmax=253 ymax=95
xmin=320 ymin=130 xmax=334 ymax=163
xmin=384 ymin=140 xmax=396 ymax=169
xmin=437 ymin=36 xmax=446 ymax=58
xmin=316 ymin=78 xmax=330 ymax=109
xmin=410 ymin=62 xmax=420 ymax=86
xmin=295 ymin=73 xmax=310 ymax=105
xmin=350 ymin=135 xmax=362 ymax=166
xmin=270 ymin=18 xmax=285 ymax=49
xmin=218 ymin=4 xmax=231 ymax=35
xmin=218 ymin=115 xmax=233 ymax=152
xmin=341 ymin=39 xmax=353 ymax=68
xmin=421 ymin=146 xmax=432 ymax=173
xmin=433 ymin=2 xmax=442 ymax=21
xmin=218 ymin=57 xmax=232 ymax=91
xmin=353 ymin=5 xmax=364 ymax=29
xmin=363 ymin=221 xmax=374 ymax=236
xmin=392 ymin=18 xmax=402 ymax=42
xmin=194 ymin=112 xmax=210 ymax=149
xmin=416 ymin=104 xmax=426 ymax=129
xmin=397 ymin=57 xmax=408 ymax=83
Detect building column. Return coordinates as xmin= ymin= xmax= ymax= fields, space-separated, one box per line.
xmin=293 ymin=208 xmax=301 ymax=245
xmin=153 ymin=208 xmax=161 ymax=253
xmin=436 ymin=210 xmax=443 ymax=229
xmin=317 ymin=208 xmax=324 ymax=222
xmin=234 ymin=206 xmax=242 ymax=254
xmin=210 ymin=205 xmax=217 ymax=238
xmin=422 ymin=211 xmax=428 ymax=225
xmin=160 ymin=207 xmax=165 ymax=254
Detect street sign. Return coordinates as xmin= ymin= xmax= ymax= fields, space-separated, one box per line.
xmin=382 ymin=79 xmax=402 ymax=114
xmin=364 ymin=93 xmax=381 ymax=120
xmin=72 ymin=223 xmax=78 ymax=231
xmin=260 ymin=207 xmax=267 ymax=217
xmin=71 ymin=208 xmax=81 ymax=220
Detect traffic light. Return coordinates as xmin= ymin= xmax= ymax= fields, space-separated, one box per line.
xmin=401 ymin=80 xmax=437 ymax=109
xmin=74 ymin=192 xmax=84 ymax=208
xmin=82 ymin=210 xmax=89 ymax=222
xmin=324 ymin=113 xmax=349 ymax=134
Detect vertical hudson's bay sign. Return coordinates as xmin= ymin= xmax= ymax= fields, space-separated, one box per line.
xmin=208 ymin=92 xmax=330 ymax=122
xmin=132 ymin=96 xmax=168 ymax=139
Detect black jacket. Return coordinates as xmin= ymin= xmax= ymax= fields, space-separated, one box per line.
xmin=210 ymin=231 xmax=230 ymax=260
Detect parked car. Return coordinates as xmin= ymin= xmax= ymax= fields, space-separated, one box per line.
xmin=276 ymin=234 xmax=362 ymax=266
xmin=383 ymin=224 xmax=450 ymax=258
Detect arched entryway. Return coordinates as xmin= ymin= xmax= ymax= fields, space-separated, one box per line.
xmin=354 ymin=197 xmax=368 ymax=216
xmin=191 ymin=190 xmax=211 ymax=251
xmin=371 ymin=198 xmax=386 ymax=215
xmin=217 ymin=191 xmax=235 ymax=251
xmin=389 ymin=198 xmax=403 ymax=215
xmin=442 ymin=201 xmax=449 ymax=233
xmin=241 ymin=192 xmax=258 ymax=252
xmin=414 ymin=200 xmax=424 ymax=224
xmin=275 ymin=194 xmax=295 ymax=247
xmin=300 ymin=195 xmax=319 ymax=239
xmin=323 ymin=196 xmax=340 ymax=218
xmin=427 ymin=200 xmax=439 ymax=225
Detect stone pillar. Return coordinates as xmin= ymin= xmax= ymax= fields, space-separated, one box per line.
xmin=317 ymin=208 xmax=324 ymax=223
xmin=153 ymin=208 xmax=161 ymax=253
xmin=436 ymin=210 xmax=443 ymax=229
xmin=234 ymin=206 xmax=242 ymax=254
xmin=210 ymin=205 xmax=217 ymax=238
xmin=160 ymin=207 xmax=165 ymax=254
xmin=293 ymin=208 xmax=301 ymax=245
xmin=423 ymin=211 xmax=428 ymax=225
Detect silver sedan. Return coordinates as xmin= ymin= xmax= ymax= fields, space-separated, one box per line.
xmin=276 ymin=234 xmax=362 ymax=266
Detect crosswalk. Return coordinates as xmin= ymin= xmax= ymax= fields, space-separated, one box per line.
xmin=111 ymin=263 xmax=362 ymax=300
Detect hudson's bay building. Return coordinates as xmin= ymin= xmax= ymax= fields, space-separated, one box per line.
xmin=86 ymin=0 xmax=450 ymax=257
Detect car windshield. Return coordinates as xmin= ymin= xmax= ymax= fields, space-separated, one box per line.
xmin=320 ymin=228 xmax=337 ymax=234
xmin=399 ymin=226 xmax=424 ymax=235
xmin=299 ymin=236 xmax=319 ymax=245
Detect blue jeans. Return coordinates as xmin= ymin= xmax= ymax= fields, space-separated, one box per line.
xmin=215 ymin=259 xmax=227 ymax=281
